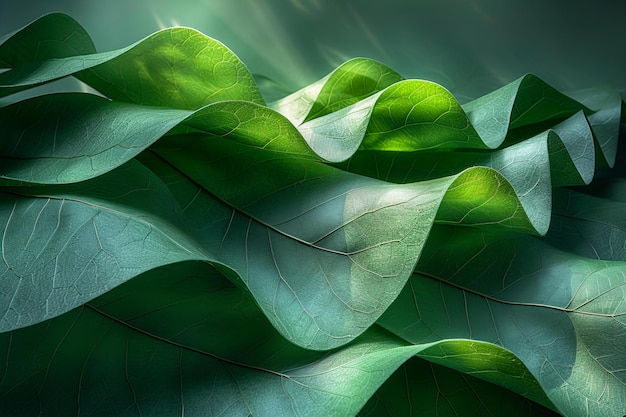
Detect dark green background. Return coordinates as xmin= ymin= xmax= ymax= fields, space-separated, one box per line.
xmin=2 ymin=0 xmax=625 ymax=101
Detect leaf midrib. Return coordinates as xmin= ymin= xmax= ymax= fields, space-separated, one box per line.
xmin=83 ymin=303 xmax=291 ymax=379
xmin=147 ymin=148 xmax=414 ymax=258
xmin=417 ymin=270 xmax=624 ymax=318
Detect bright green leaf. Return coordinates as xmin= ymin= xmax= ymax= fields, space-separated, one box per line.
xmin=0 ymin=14 xmax=263 ymax=108
xmin=76 ymin=28 xmax=264 ymax=109
xmin=272 ymin=57 xmax=402 ymax=124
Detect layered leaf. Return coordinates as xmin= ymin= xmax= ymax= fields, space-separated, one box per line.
xmin=0 ymin=13 xmax=97 ymax=98
xmin=1 ymin=12 xmax=625 ymax=417
xmin=0 ymin=262 xmax=413 ymax=417
xmin=0 ymin=13 xmax=263 ymax=108
xmin=0 ymin=94 xmax=315 ymax=184
xmin=0 ymin=160 xmax=208 ymax=331
xmin=359 ymin=354 xmax=560 ymax=417
xmin=152 ymin=134 xmax=554 ymax=348
xmin=565 ymin=85 xmax=623 ymax=167
xmin=545 ymin=187 xmax=626 ymax=261
xmin=272 ymin=57 xmax=403 ymax=124
xmin=378 ymin=226 xmax=626 ymax=417
xmin=74 ymin=28 xmax=264 ymax=109
xmin=0 ymin=13 xmax=95 ymax=66
xmin=1 ymin=124 xmax=543 ymax=349
xmin=462 ymin=74 xmax=587 ymax=148
xmin=1 ymin=261 xmax=555 ymax=417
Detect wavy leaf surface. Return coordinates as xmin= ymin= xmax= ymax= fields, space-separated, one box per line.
xmin=545 ymin=187 xmax=626 ymax=261
xmin=0 ymin=262 xmax=412 ymax=417
xmin=272 ymin=57 xmax=403 ymax=124
xmin=378 ymin=226 xmax=626 ymax=417
xmin=0 ymin=160 xmax=208 ymax=331
xmin=0 ymin=14 xmax=263 ymax=108
xmin=144 ymin=136 xmax=544 ymax=348
xmin=2 ymin=127 xmax=540 ymax=349
xmin=0 ymin=94 xmax=315 ymax=184
xmin=1 ymin=12 xmax=625 ymax=417
xmin=359 ymin=355 xmax=560 ymax=417
xmin=0 ymin=13 xmax=97 ymax=98
xmin=2 ymin=261 xmax=544 ymax=417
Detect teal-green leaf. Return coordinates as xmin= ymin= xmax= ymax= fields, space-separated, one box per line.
xmin=1 ymin=13 xmax=624 ymax=416
xmin=0 ymin=13 xmax=95 ymax=66
xmin=360 ymin=348 xmax=560 ymax=416
xmin=545 ymin=187 xmax=626 ymax=261
xmin=335 ymin=110 xmax=599 ymax=236
xmin=378 ymin=226 xmax=626 ymax=417
xmin=0 ymin=13 xmax=96 ymax=98
xmin=0 ymin=94 xmax=190 ymax=183
xmin=0 ymin=93 xmax=316 ymax=184
xmin=462 ymin=74 xmax=587 ymax=148
xmin=1 ymin=259 xmax=562 ymax=416
xmin=294 ymin=74 xmax=614 ymax=164
xmin=152 ymin=134 xmax=552 ymax=348
xmin=0 ymin=160 xmax=209 ymax=331
xmin=1 ymin=128 xmax=538 ymax=348
xmin=337 ymin=109 xmax=594 ymax=186
xmin=150 ymin=135 xmax=445 ymax=349
xmin=0 ymin=261 xmax=461 ymax=417
xmin=566 ymin=85 xmax=623 ymax=167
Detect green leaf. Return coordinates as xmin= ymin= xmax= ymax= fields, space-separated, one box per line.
xmin=378 ymin=225 xmax=626 ymax=417
xmin=153 ymin=134 xmax=553 ymax=348
xmin=0 ymin=13 xmax=96 ymax=97
xmin=75 ymin=28 xmax=264 ymax=109
xmin=0 ymin=93 xmax=317 ymax=184
xmin=148 ymin=136 xmax=439 ymax=349
xmin=462 ymin=74 xmax=587 ymax=148
xmin=0 ymin=94 xmax=190 ymax=183
xmin=272 ymin=57 xmax=403 ymax=125
xmin=277 ymin=77 xmax=485 ymax=162
xmin=566 ymin=85 xmax=623 ymax=167
xmin=362 ymin=79 xmax=486 ymax=151
xmin=1 ymin=261 xmax=559 ymax=417
xmin=0 ymin=14 xmax=263 ymax=108
xmin=0 ymin=13 xmax=95 ymax=66
xmin=290 ymin=77 xmax=488 ymax=162
xmin=0 ymin=124 xmax=544 ymax=350
xmin=0 ymin=260 xmax=458 ymax=417
xmin=0 ymin=160 xmax=208 ymax=331
xmin=1 ymin=12 xmax=624 ymax=416
xmin=285 ymin=73 xmax=618 ymax=167
xmin=360 ymin=352 xmax=560 ymax=417
xmin=545 ymin=187 xmax=626 ymax=261
xmin=336 ymin=111 xmax=598 ymax=236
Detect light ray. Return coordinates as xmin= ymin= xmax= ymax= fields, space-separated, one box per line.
xmin=202 ymin=1 xmax=318 ymax=90
xmin=152 ymin=10 xmax=167 ymax=30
